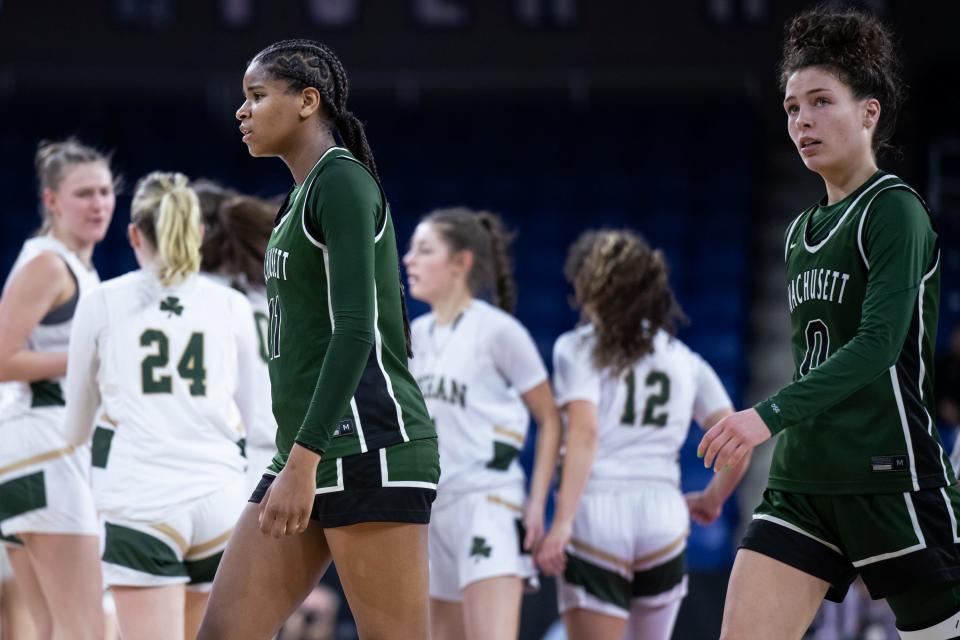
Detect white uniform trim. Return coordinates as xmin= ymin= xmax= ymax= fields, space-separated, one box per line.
xmin=379 ymin=448 xmax=437 ymax=489
xmin=941 ymin=488 xmax=960 ymax=545
xmin=852 ymin=492 xmax=926 ymax=567
xmin=751 ymin=514 xmax=843 ymax=555
xmin=372 ymin=283 xmax=408 ymax=442
xmin=889 ymin=367 xmax=920 ymax=491
xmin=897 ymin=608 xmax=960 ymax=639
xmin=784 ymin=212 xmax=805 ymax=262
xmin=855 ymin=182 xmax=924 ymax=269
xmin=918 ymin=255 xmax=939 ymax=402
xmin=316 ymin=458 xmax=345 ymax=495
xmin=805 ymin=174 xmax=896 ymax=254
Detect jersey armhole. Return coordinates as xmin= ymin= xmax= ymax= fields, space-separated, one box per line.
xmin=39 ymin=255 xmax=79 ymax=325
xmin=856 ymin=184 xmax=936 ymax=271
xmin=301 ymin=156 xmax=388 ymax=246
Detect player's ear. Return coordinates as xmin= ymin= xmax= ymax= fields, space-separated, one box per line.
xmin=300 ymin=87 xmax=322 ymax=119
xmin=453 ymin=249 xmax=474 ymax=277
xmin=127 ymin=224 xmax=140 ymax=250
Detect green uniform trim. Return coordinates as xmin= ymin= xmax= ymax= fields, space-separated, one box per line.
xmin=91 ymin=427 xmax=116 ymax=469
xmin=632 ymin=551 xmax=686 ymax=597
xmin=30 ymin=380 xmax=64 ymax=407
xmin=0 ymin=472 xmax=46 ymax=522
xmin=185 ymin=552 xmax=222 ymax=584
xmin=485 ymin=441 xmax=521 ymax=471
xmin=102 ymin=523 xmax=187 ymax=578
xmin=563 ymin=553 xmax=631 ymax=610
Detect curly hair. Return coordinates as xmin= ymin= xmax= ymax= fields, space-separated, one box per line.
xmin=565 ymin=229 xmax=685 ymax=375
xmin=779 ymin=4 xmax=904 ymax=155
xmin=424 ymin=207 xmax=517 ymax=313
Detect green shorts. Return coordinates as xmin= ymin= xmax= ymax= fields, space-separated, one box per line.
xmin=741 ymin=487 xmax=960 ymax=602
xmin=251 ymin=437 xmax=439 ymax=528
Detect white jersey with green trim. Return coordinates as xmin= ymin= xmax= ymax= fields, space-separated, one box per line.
xmin=409 ymin=299 xmax=547 ymax=496
xmin=202 ymin=274 xmax=277 ymax=459
xmin=0 ymin=235 xmax=100 ymax=421
xmin=552 ymin=325 xmax=732 ymax=488
xmin=63 ymin=269 xmax=257 ymax=520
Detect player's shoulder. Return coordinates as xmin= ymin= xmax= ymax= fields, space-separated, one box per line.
xmin=98 ymin=270 xmax=146 ymax=295
xmin=196 ymin=274 xmax=250 ymax=308
xmin=314 ymin=150 xmax=379 ymax=193
xmin=410 ymin=312 xmax=433 ymax=336
xmin=472 ymin=298 xmax=522 ymax=331
xmin=554 ymin=324 xmax=595 ymax=358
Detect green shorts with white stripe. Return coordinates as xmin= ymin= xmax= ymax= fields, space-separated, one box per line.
xmin=250 ymin=437 xmax=439 ymax=529
xmin=742 ymin=487 xmax=960 ymax=601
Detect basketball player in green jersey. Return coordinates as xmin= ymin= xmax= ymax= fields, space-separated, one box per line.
xmin=198 ymin=40 xmax=438 ymax=640
xmin=698 ymin=7 xmax=960 ymax=639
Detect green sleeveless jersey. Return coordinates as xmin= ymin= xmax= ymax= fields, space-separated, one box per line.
xmin=264 ymin=147 xmax=434 ymax=468
xmin=755 ymin=172 xmax=953 ymax=494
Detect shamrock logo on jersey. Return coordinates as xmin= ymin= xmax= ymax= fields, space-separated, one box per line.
xmin=160 ymin=296 xmax=184 ymax=317
xmin=469 ymin=536 xmax=492 ymax=562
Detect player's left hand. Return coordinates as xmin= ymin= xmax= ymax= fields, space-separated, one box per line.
xmin=258 ymin=444 xmax=319 ymax=538
xmin=522 ymin=501 xmax=545 ymax=553
xmin=536 ymin=519 xmax=572 ymax=577
xmin=697 ymin=408 xmax=771 ymax=473
xmin=685 ymin=491 xmax=723 ymax=526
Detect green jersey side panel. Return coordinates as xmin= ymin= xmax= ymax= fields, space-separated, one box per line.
xmin=264 ymin=147 xmax=434 ymax=468
xmin=763 ymin=172 xmax=952 ymax=494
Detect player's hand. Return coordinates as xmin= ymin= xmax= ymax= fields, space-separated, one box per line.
xmin=258 ymin=444 xmax=319 ymax=538
xmin=522 ymin=501 xmax=545 ymax=553
xmin=697 ymin=408 xmax=770 ymax=473
xmin=536 ymin=519 xmax=572 ymax=577
xmin=685 ymin=491 xmax=723 ymax=526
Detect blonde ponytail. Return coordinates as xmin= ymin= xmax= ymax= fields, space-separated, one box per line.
xmin=131 ymin=172 xmax=202 ymax=286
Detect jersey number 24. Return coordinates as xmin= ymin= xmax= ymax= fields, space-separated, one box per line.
xmin=140 ymin=329 xmax=207 ymax=396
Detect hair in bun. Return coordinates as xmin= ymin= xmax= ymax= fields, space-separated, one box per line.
xmin=779 ymin=5 xmax=904 ymax=155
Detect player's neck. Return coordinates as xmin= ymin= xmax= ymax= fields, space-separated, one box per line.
xmin=820 ymin=158 xmax=878 ymax=205
xmin=283 ymin=133 xmax=338 ymax=186
xmin=49 ymin=229 xmax=95 ymax=266
xmin=432 ymin=289 xmax=472 ymax=327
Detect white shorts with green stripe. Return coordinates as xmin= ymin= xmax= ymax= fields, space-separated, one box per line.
xmin=429 ymin=484 xmax=536 ymax=601
xmin=557 ymin=482 xmax=689 ymax=619
xmin=101 ymin=478 xmax=246 ymax=592
xmin=0 ymin=410 xmax=98 ymax=540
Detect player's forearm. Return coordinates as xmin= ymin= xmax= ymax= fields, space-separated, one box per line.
xmin=553 ymin=421 xmax=596 ymax=525
xmin=0 ymin=350 xmax=67 ymax=383
xmin=527 ymin=412 xmax=562 ymax=507
xmin=756 ymin=285 xmax=916 ymax=434
xmin=703 ymin=450 xmax=751 ymax=506
xmin=296 ymin=332 xmax=373 ymax=454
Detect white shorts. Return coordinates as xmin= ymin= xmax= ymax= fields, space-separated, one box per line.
xmin=100 ymin=478 xmax=246 ymax=592
xmin=245 ymin=444 xmax=276 ymax=495
xmin=557 ymin=482 xmax=689 ymax=619
xmin=0 ymin=410 xmax=99 ymax=539
xmin=429 ymin=485 xmax=536 ymax=601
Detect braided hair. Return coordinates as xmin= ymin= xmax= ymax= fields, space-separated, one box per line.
xmin=252 ymin=39 xmax=379 ymax=179
xmin=565 ymin=229 xmax=685 ymax=375
xmin=251 ymin=39 xmax=414 ymax=354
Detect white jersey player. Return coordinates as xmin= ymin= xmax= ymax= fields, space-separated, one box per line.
xmin=63 ymin=172 xmax=258 ymax=640
xmin=404 ymin=208 xmax=562 ymax=640
xmin=192 ymin=180 xmax=279 ymax=493
xmin=539 ymin=230 xmax=749 ymax=640
xmin=0 ymin=139 xmax=115 ymax=639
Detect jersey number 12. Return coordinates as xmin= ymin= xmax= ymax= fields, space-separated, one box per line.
xmin=620 ymin=370 xmax=671 ymax=427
